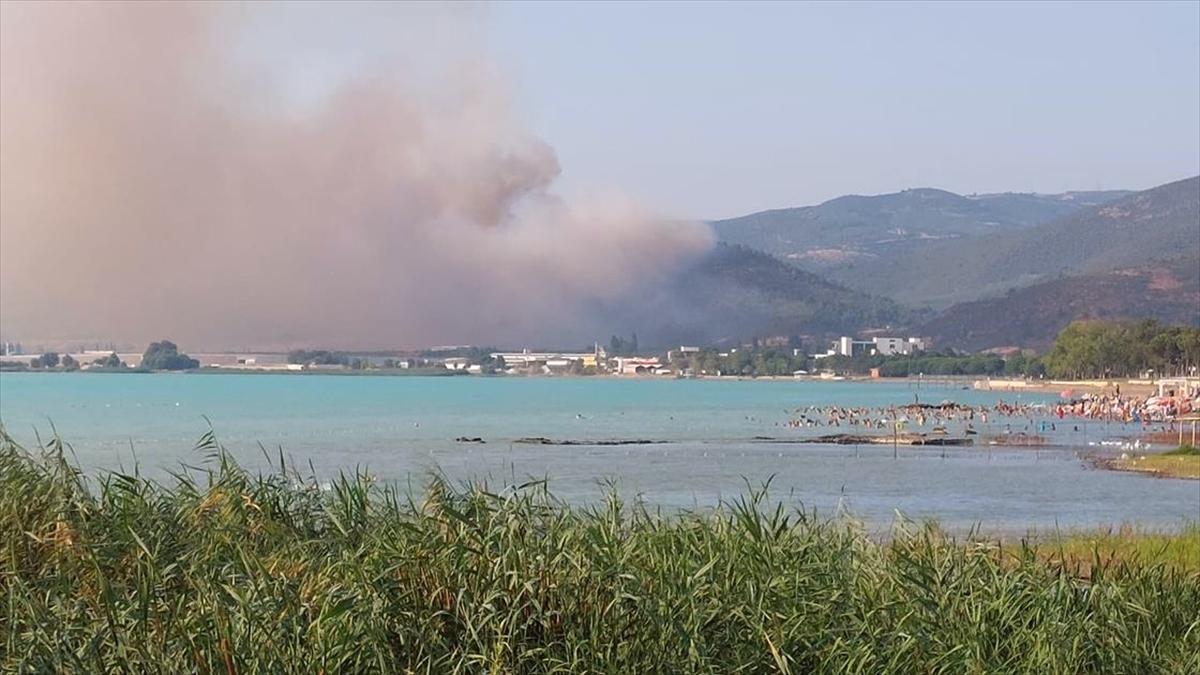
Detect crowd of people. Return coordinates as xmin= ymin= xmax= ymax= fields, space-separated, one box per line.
xmin=1054 ymin=391 xmax=1195 ymax=424
xmin=779 ymin=391 xmax=1197 ymax=433
xmin=783 ymin=403 xmax=1000 ymax=431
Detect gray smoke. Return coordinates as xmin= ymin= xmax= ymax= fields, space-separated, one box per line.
xmin=0 ymin=2 xmax=713 ymax=350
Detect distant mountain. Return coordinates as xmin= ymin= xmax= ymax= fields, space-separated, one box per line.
xmin=918 ymin=256 xmax=1200 ymax=352
xmin=820 ymin=176 xmax=1199 ymax=307
xmin=611 ymin=243 xmax=916 ymax=346
xmin=713 ymin=187 xmax=1130 ymax=266
xmin=624 ymin=177 xmax=1196 ymax=349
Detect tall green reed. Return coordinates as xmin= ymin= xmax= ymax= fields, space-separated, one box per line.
xmin=2 ymin=428 xmax=1197 ymax=673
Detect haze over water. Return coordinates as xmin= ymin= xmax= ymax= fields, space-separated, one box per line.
xmin=3 ymin=373 xmax=1195 ymax=534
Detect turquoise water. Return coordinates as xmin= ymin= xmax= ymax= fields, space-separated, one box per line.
xmin=2 ymin=372 xmax=1197 ymax=532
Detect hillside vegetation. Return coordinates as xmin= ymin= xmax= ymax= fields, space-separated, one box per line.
xmin=712 ymin=187 xmax=1127 ymax=264
xmin=822 ymin=176 xmax=1199 ymax=307
xmin=920 ymin=256 xmax=1200 ymax=351
xmin=629 ymin=243 xmax=914 ymax=345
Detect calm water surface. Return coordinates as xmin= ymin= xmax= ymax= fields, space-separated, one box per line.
xmin=2 ymin=373 xmax=1196 ymax=532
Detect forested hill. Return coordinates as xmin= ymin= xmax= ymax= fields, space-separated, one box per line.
xmin=618 ymin=177 xmax=1196 ymax=349
xmin=918 ymin=256 xmax=1200 ymax=352
xmin=818 ymin=176 xmax=1200 ymax=307
xmin=614 ymin=243 xmax=916 ymax=346
xmin=712 ymin=187 xmax=1128 ymax=265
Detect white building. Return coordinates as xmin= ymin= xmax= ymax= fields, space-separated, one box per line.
xmin=612 ymin=356 xmax=663 ymax=375
xmin=825 ymin=336 xmax=929 ymax=358
xmin=491 ymin=348 xmax=600 ymax=370
xmin=668 ymin=345 xmax=701 ymax=362
xmin=870 ymin=337 xmax=929 ymax=356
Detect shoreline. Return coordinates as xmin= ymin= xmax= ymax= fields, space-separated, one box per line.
xmin=1093 ymin=453 xmax=1200 ymax=481
xmin=971 ymin=377 xmax=1160 ymax=396
xmin=0 ymin=368 xmax=997 ymax=386
xmin=0 ymin=368 xmax=1174 ymax=397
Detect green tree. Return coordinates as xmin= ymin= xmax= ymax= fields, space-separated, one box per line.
xmin=1177 ymin=330 xmax=1200 ymax=375
xmin=1043 ymin=320 xmax=1200 ymax=379
xmin=1023 ymin=358 xmax=1046 ymax=378
xmin=609 ymin=335 xmax=625 ymax=357
xmin=92 ymin=352 xmax=124 ymax=369
xmin=481 ymin=354 xmax=506 ymax=374
xmin=287 ymin=350 xmax=348 ymax=366
xmin=141 ymin=340 xmax=199 ymax=371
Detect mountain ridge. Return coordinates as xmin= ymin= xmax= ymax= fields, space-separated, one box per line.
xmin=820 ymin=175 xmax=1199 ymax=307
xmin=630 ymin=176 xmax=1198 ymax=351
xmin=712 ymin=187 xmax=1132 ymax=266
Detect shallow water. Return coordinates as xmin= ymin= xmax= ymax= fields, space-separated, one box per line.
xmin=2 ymin=373 xmax=1196 ymax=532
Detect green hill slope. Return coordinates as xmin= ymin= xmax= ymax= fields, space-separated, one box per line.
xmin=820 ymin=176 xmax=1198 ymax=307
xmin=919 ymin=256 xmax=1200 ymax=351
xmin=618 ymin=244 xmax=916 ymax=346
xmin=713 ymin=187 xmax=1129 ymax=267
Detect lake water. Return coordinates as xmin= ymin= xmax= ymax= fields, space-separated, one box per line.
xmin=2 ymin=372 xmax=1196 ymax=533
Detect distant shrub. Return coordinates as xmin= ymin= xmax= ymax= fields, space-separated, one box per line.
xmin=140 ymin=340 xmax=199 ymax=371
xmin=91 ymin=352 xmax=125 ymax=369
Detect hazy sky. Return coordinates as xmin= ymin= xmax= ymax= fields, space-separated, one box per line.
xmin=492 ymin=1 xmax=1200 ymax=218
xmin=1 ymin=1 xmax=714 ymax=349
xmin=1 ymin=1 xmax=1197 ymax=349
xmin=231 ymin=1 xmax=1200 ymax=219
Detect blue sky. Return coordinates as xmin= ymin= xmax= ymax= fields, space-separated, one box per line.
xmin=237 ymin=1 xmax=1199 ymax=219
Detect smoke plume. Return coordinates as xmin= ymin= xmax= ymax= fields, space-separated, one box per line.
xmin=0 ymin=2 xmax=713 ymax=350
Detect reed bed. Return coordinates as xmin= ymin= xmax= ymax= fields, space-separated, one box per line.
xmin=2 ymin=430 xmax=1198 ymax=673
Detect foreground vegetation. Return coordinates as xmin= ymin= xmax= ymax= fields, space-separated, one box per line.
xmin=3 ymin=433 xmax=1198 ymax=673
xmin=1029 ymin=523 xmax=1200 ymax=575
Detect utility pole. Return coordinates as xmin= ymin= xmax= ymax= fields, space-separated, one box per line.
xmin=892 ymin=413 xmax=899 ymax=460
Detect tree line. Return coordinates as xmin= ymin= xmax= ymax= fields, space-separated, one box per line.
xmin=668 ymin=320 xmax=1198 ymax=379
xmin=5 ymin=320 xmax=1195 ymax=379
xmin=1 ymin=341 xmax=197 ymax=372
xmin=1041 ymin=320 xmax=1200 ymax=379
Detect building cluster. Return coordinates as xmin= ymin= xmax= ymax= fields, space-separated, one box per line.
xmin=490 ymin=349 xmax=601 ymax=372
xmin=813 ymin=335 xmax=930 ymax=360
xmin=481 ymin=347 xmax=689 ymax=376
xmin=4 ymin=335 xmax=937 ymax=377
